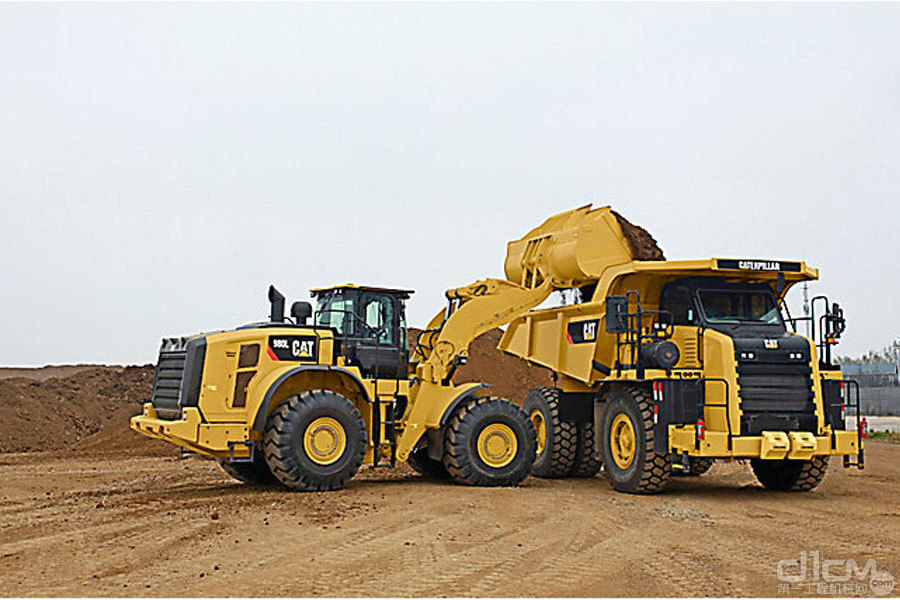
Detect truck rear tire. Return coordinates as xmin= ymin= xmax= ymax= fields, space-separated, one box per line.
xmin=523 ymin=387 xmax=577 ymax=478
xmin=750 ymin=456 xmax=829 ymax=492
xmin=218 ymin=454 xmax=277 ymax=485
xmin=263 ymin=390 xmax=367 ymax=492
xmin=600 ymin=385 xmax=671 ymax=494
xmin=569 ymin=420 xmax=603 ymax=478
xmin=443 ymin=396 xmax=536 ymax=487
xmin=407 ymin=447 xmax=450 ymax=479
xmin=671 ymin=456 xmax=715 ymax=476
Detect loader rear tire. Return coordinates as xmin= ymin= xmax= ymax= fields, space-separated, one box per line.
xmin=218 ymin=454 xmax=277 ymax=485
xmin=523 ymin=387 xmax=577 ymax=478
xmin=600 ymin=385 xmax=671 ymax=494
xmin=671 ymin=456 xmax=715 ymax=476
xmin=569 ymin=420 xmax=603 ymax=478
xmin=263 ymin=390 xmax=366 ymax=492
xmin=443 ymin=396 xmax=536 ymax=487
xmin=407 ymin=447 xmax=450 ymax=479
xmin=750 ymin=456 xmax=829 ymax=492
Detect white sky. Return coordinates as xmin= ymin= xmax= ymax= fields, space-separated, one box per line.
xmin=1 ymin=3 xmax=898 ymax=366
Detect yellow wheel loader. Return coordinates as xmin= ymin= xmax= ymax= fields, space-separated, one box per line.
xmin=132 ymin=283 xmax=540 ymax=490
xmin=132 ymin=204 xmax=864 ymax=494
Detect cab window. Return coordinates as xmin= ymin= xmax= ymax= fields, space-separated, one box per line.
xmin=660 ymin=284 xmax=698 ymax=325
xmin=360 ymin=294 xmax=395 ymax=345
xmin=316 ymin=294 xmax=353 ymax=336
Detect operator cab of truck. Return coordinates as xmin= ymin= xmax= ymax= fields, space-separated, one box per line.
xmin=660 ymin=277 xmax=785 ymax=337
xmin=310 ymin=285 xmax=413 ymax=379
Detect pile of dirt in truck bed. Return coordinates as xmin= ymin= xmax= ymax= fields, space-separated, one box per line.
xmin=0 ymin=328 xmax=550 ymax=455
xmin=0 ymin=365 xmax=171 ymax=455
xmin=612 ymin=209 xmax=665 ymax=261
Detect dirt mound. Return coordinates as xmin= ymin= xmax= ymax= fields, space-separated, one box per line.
xmin=0 ymin=365 xmax=171 ymax=455
xmin=612 ymin=210 xmax=665 ymax=261
xmin=411 ymin=327 xmax=554 ymax=404
xmin=0 ymin=364 xmax=109 ymax=381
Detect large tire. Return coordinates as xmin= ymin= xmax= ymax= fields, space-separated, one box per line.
xmin=570 ymin=420 xmax=603 ymax=478
xmin=671 ymin=456 xmax=715 ymax=477
xmin=523 ymin=387 xmax=577 ymax=478
xmin=407 ymin=447 xmax=450 ymax=479
xmin=263 ymin=390 xmax=367 ymax=491
xmin=218 ymin=453 xmax=277 ymax=485
xmin=443 ymin=396 xmax=536 ymax=487
xmin=750 ymin=456 xmax=829 ymax=492
xmin=600 ymin=385 xmax=671 ymax=494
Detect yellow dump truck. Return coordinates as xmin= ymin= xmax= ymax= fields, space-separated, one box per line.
xmin=500 ymin=205 xmax=864 ymax=493
xmin=132 ymin=204 xmax=864 ymax=494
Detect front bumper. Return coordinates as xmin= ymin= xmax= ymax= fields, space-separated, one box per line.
xmin=669 ymin=426 xmax=862 ymax=460
xmin=130 ymin=404 xmax=251 ymax=459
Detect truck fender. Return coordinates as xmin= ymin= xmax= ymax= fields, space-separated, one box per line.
xmin=251 ymin=365 xmax=371 ymax=432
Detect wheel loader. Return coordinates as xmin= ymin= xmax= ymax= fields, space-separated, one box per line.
xmin=131 ymin=204 xmax=864 ymax=493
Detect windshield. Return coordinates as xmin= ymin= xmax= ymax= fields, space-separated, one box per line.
xmin=698 ymin=290 xmax=782 ymax=325
xmin=316 ymin=293 xmax=353 ymax=335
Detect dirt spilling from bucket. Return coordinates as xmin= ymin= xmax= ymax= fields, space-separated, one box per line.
xmin=612 ymin=210 xmax=665 ymax=261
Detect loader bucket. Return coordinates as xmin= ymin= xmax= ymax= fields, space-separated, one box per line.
xmin=504 ymin=205 xmax=664 ymax=289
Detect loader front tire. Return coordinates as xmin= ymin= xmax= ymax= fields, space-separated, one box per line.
xmin=263 ymin=390 xmax=366 ymax=492
xmin=218 ymin=454 xmax=277 ymax=485
xmin=443 ymin=396 xmax=536 ymax=487
xmin=523 ymin=387 xmax=577 ymax=478
xmin=600 ymin=385 xmax=671 ymax=494
xmin=750 ymin=456 xmax=829 ymax=492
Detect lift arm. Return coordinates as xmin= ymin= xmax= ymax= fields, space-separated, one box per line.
xmin=396 ymin=278 xmax=553 ymax=460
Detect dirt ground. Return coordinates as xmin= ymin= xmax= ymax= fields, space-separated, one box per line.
xmin=1 ymin=443 xmax=897 ymax=598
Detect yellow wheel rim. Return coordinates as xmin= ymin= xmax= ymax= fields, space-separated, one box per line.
xmin=303 ymin=417 xmax=346 ymax=465
xmin=477 ymin=423 xmax=518 ymax=468
xmin=610 ymin=413 xmax=636 ymax=469
xmin=530 ymin=409 xmax=547 ymax=457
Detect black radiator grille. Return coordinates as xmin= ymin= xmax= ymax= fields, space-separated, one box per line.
xmin=150 ymin=337 xmax=206 ymax=421
xmin=737 ymin=359 xmax=816 ymax=434
xmin=151 ymin=351 xmax=187 ymax=420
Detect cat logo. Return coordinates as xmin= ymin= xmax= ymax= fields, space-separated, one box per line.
xmin=567 ymin=319 xmax=599 ymax=344
xmin=764 ymin=339 xmax=779 ymax=349
xmin=267 ymin=335 xmax=318 ymax=362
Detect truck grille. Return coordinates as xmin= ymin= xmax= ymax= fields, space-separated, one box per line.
xmin=735 ymin=338 xmax=816 ymax=435
xmin=151 ymin=337 xmax=206 ymax=420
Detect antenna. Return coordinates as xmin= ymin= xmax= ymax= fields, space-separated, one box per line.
xmin=802 ymin=282 xmax=810 ymax=337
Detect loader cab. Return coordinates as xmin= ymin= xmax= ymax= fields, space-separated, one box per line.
xmin=311 ymin=285 xmax=412 ymax=379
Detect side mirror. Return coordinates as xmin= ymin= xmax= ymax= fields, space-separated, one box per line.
xmin=290 ymin=301 xmax=313 ymax=325
xmin=605 ymin=296 xmax=629 ymax=333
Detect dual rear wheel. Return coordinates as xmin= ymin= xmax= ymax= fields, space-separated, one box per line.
xmin=524 ymin=387 xmax=602 ymax=479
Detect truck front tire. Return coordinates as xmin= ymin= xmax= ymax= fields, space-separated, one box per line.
xmin=751 ymin=456 xmax=829 ymax=492
xmin=600 ymin=385 xmax=671 ymax=494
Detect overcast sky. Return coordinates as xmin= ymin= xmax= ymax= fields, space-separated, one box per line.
xmin=1 ymin=3 xmax=898 ymax=366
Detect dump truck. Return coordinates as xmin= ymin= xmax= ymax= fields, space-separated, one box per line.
xmin=131 ymin=204 xmax=864 ymax=493
xmin=500 ymin=205 xmax=864 ymax=493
